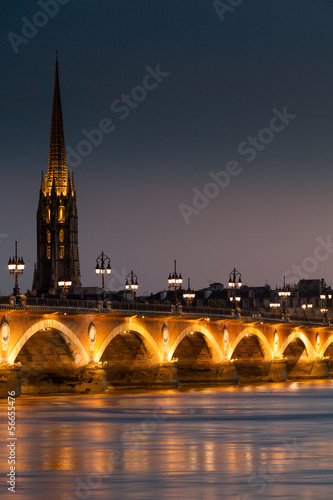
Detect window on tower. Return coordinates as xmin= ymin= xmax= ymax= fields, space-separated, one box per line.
xmin=59 ymin=229 xmax=64 ymax=242
xmin=46 ymin=246 xmax=51 ymax=259
xmin=59 ymin=246 xmax=65 ymax=259
xmin=58 ymin=205 xmax=65 ymax=222
xmin=46 ymin=230 xmax=51 ymax=243
xmin=45 ymin=207 xmax=51 ymax=223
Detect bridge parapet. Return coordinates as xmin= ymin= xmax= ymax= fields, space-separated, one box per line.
xmin=0 ymin=297 xmax=330 ymax=326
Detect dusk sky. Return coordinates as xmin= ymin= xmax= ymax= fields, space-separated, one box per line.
xmin=1 ymin=0 xmax=333 ymax=295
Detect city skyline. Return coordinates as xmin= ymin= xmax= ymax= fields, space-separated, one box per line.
xmin=1 ymin=1 xmax=333 ymax=295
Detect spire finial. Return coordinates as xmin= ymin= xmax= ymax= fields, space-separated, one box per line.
xmin=45 ymin=56 xmax=68 ymax=196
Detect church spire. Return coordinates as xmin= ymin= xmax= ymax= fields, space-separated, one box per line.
xmin=45 ymin=54 xmax=68 ymax=196
xmin=33 ymin=57 xmax=81 ymax=295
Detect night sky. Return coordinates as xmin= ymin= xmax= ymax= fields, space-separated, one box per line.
xmin=1 ymin=0 xmax=333 ymax=296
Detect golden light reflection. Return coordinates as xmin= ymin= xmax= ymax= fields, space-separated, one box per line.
xmin=203 ymin=441 xmax=215 ymax=471
xmin=243 ymin=441 xmax=255 ymax=474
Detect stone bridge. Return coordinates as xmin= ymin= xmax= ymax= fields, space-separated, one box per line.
xmin=1 ymin=303 xmax=333 ymax=396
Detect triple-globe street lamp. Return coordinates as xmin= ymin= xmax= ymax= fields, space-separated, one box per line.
xmin=228 ymin=268 xmax=242 ymax=316
xmin=269 ymin=302 xmax=281 ymax=317
xmin=95 ymin=251 xmax=112 ymax=300
xmin=168 ymin=260 xmax=183 ymax=314
xmin=183 ymin=278 xmax=195 ymax=306
xmin=8 ymin=241 xmax=25 ymax=304
xmin=125 ymin=270 xmax=139 ymax=304
xmin=302 ymin=302 xmax=313 ymax=321
xmin=58 ymin=280 xmax=72 ymax=300
xmin=320 ymin=292 xmax=332 ymax=325
xmin=278 ymin=278 xmax=291 ymax=320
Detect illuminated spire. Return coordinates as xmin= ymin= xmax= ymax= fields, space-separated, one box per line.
xmin=45 ymin=54 xmax=68 ymax=196
xmin=71 ymin=171 xmax=75 ymax=195
xmin=40 ymin=172 xmax=45 ymax=192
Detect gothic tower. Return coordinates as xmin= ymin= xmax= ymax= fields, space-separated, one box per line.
xmin=32 ymin=58 xmax=81 ymax=294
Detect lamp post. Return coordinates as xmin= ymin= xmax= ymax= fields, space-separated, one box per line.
xmin=168 ymin=260 xmax=183 ymax=314
xmin=320 ymin=293 xmax=331 ymax=325
xmin=320 ymin=306 xmax=329 ymax=325
xmin=58 ymin=280 xmax=72 ymax=300
xmin=95 ymin=251 xmax=111 ymax=300
xmin=301 ymin=302 xmax=313 ymax=322
xmin=278 ymin=276 xmax=291 ymax=320
xmin=183 ymin=278 xmax=195 ymax=306
xmin=228 ymin=268 xmax=242 ymax=316
xmin=269 ymin=302 xmax=281 ymax=319
xmin=125 ymin=270 xmax=139 ymax=304
xmin=8 ymin=241 xmax=25 ymax=304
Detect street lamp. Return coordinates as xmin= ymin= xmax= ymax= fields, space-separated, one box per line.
xmin=228 ymin=268 xmax=242 ymax=316
xmin=230 ymin=295 xmax=241 ymax=309
xmin=8 ymin=241 xmax=25 ymax=303
xmin=269 ymin=302 xmax=281 ymax=320
xmin=168 ymin=260 xmax=183 ymax=313
xmin=183 ymin=278 xmax=195 ymax=306
xmin=125 ymin=270 xmax=139 ymax=304
xmin=302 ymin=302 xmax=313 ymax=321
xmin=95 ymin=251 xmax=111 ymax=300
xmin=278 ymin=276 xmax=291 ymax=320
xmin=58 ymin=280 xmax=72 ymax=299
xmin=319 ymin=293 xmax=331 ymax=325
xmin=320 ymin=307 xmax=329 ymax=325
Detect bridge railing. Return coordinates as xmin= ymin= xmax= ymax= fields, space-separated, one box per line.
xmin=25 ymin=297 xmax=100 ymax=309
xmin=239 ymin=309 xmax=327 ymax=324
xmin=0 ymin=296 xmax=329 ymax=324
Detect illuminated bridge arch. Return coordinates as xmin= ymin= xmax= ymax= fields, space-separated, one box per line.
xmin=277 ymin=331 xmax=316 ymax=361
xmin=8 ymin=319 xmax=89 ymax=367
xmin=95 ymin=322 xmax=161 ymax=364
xmin=229 ymin=327 xmax=274 ymax=361
xmin=168 ymin=325 xmax=223 ymax=363
xmin=320 ymin=334 xmax=333 ymax=359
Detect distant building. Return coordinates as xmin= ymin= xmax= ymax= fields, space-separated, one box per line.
xmin=297 ymin=279 xmax=326 ymax=296
xmin=32 ymin=58 xmax=81 ymax=294
xmin=209 ymin=282 xmax=224 ymax=291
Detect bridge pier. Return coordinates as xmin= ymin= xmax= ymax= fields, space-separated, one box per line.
xmin=3 ymin=363 xmax=107 ymax=395
xmin=106 ymin=363 xmax=179 ymax=389
xmin=311 ymin=359 xmax=329 ymax=378
xmin=0 ymin=364 xmax=21 ymax=397
xmin=288 ymin=359 xmax=329 ymax=380
xmin=265 ymin=359 xmax=288 ymax=382
xmin=216 ymin=361 xmax=238 ymax=384
xmin=154 ymin=363 xmax=179 ymax=387
xmin=234 ymin=359 xmax=289 ymax=383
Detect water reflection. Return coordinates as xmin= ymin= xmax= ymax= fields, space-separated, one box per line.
xmin=0 ymin=381 xmax=333 ymax=499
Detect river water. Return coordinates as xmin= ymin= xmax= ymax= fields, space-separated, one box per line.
xmin=1 ymin=380 xmax=333 ymax=500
